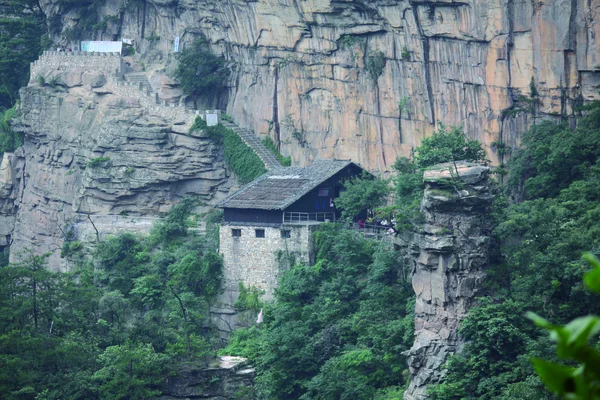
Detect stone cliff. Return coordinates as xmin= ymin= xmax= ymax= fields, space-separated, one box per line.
xmin=39 ymin=0 xmax=600 ymax=171
xmin=1 ymin=51 xmax=232 ymax=269
xmin=402 ymin=162 xmax=493 ymax=399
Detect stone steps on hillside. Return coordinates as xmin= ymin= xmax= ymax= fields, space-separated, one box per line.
xmin=124 ymin=72 xmax=152 ymax=91
xmin=221 ymin=121 xmax=283 ymax=170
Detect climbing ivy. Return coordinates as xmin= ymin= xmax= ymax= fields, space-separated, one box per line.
xmin=262 ymin=136 xmax=291 ymax=166
xmin=190 ymin=117 xmax=266 ymax=184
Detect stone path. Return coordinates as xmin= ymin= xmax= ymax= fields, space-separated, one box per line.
xmin=221 ymin=121 xmax=283 ymax=170
xmin=124 ymin=72 xmax=152 ymax=91
xmin=122 ymin=58 xmax=283 ymax=171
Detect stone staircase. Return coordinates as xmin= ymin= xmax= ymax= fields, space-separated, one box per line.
xmin=221 ymin=121 xmax=283 ymax=170
xmin=121 ymin=59 xmax=282 ymax=171
xmin=124 ymin=72 xmax=152 ymax=91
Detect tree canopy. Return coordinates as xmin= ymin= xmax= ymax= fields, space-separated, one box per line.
xmin=173 ymin=39 xmax=230 ymax=97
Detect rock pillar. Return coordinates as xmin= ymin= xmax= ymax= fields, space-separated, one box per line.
xmin=404 ymin=162 xmax=493 ymax=399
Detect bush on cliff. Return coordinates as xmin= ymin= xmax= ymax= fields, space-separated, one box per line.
xmin=174 ymin=39 xmax=230 ymax=97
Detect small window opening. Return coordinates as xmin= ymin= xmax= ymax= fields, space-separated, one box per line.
xmin=281 ymin=230 xmax=291 ymax=239
xmin=255 ymin=229 xmax=265 ymax=238
xmin=232 ymin=229 xmax=242 ymax=237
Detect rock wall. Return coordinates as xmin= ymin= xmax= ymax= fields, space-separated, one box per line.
xmin=40 ymin=0 xmax=600 ymax=171
xmin=159 ymin=356 xmax=255 ymax=400
xmin=403 ymin=162 xmax=493 ymax=399
xmin=6 ymin=56 xmax=232 ymax=269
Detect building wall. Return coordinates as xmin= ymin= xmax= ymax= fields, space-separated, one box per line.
xmin=219 ymin=224 xmax=317 ymax=301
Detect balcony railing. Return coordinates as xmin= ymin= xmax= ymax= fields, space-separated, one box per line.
xmin=283 ymin=212 xmax=336 ymax=224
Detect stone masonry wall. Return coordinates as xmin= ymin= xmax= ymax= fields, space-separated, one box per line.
xmin=219 ymin=224 xmax=317 ymax=301
xmin=30 ymin=51 xmax=124 ymax=83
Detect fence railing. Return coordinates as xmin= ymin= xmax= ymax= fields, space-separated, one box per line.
xmin=283 ymin=212 xmax=336 ymax=224
xmin=344 ymin=222 xmax=395 ymax=243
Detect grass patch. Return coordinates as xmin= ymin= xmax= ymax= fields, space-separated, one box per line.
xmin=87 ymin=156 xmax=110 ymax=168
xmin=262 ymin=136 xmax=291 ymax=166
xmin=190 ymin=117 xmax=266 ymax=184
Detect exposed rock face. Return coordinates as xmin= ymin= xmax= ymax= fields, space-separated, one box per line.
xmin=159 ymin=356 xmax=255 ymax=400
xmin=403 ymin=162 xmax=493 ymax=399
xmin=6 ymin=52 xmax=231 ymax=269
xmin=40 ymin=0 xmax=600 ymax=171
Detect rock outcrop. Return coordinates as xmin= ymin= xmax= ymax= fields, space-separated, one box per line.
xmin=160 ymin=356 xmax=255 ymax=400
xmin=403 ymin=162 xmax=493 ymax=399
xmin=5 ymin=52 xmax=232 ymax=269
xmin=39 ymin=0 xmax=600 ymax=171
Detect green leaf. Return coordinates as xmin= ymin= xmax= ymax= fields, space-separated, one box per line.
xmin=531 ymin=358 xmax=576 ymax=395
xmin=526 ymin=312 xmax=555 ymax=330
xmin=583 ymin=253 xmax=600 ymax=294
xmin=562 ymin=316 xmax=600 ymax=349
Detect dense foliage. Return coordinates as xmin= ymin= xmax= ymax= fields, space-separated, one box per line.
xmin=221 ymin=224 xmax=414 ymax=399
xmin=173 ymin=39 xmax=230 ymax=97
xmin=413 ymin=124 xmax=487 ymax=169
xmin=0 ymin=107 xmax=23 ymax=159
xmin=528 ymin=254 xmax=600 ymax=399
xmin=335 ymin=125 xmax=485 ymax=225
xmin=190 ymin=117 xmax=266 ymax=184
xmin=430 ymin=103 xmax=600 ymax=399
xmin=0 ymin=0 xmax=47 ymax=109
xmin=0 ymin=199 xmax=224 ymax=399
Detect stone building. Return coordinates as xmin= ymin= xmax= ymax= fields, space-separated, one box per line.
xmin=218 ymin=159 xmax=365 ymax=301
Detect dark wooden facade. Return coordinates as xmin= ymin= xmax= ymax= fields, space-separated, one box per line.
xmin=223 ymin=163 xmax=365 ymax=224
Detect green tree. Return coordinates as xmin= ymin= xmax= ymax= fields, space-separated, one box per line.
xmin=0 ymin=0 xmax=47 ymax=109
xmin=413 ymin=124 xmax=487 ymax=169
xmin=335 ymin=172 xmax=390 ymax=220
xmin=173 ymin=38 xmax=230 ymax=97
xmin=93 ymin=341 xmax=167 ymax=400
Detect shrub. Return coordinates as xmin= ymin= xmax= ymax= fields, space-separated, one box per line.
xmin=413 ymin=124 xmax=487 ymax=169
xmin=87 ymin=156 xmax=111 ymax=168
xmin=337 ymin=34 xmax=365 ymax=49
xmin=401 ymin=46 xmax=411 ymax=61
xmin=173 ymin=38 xmax=230 ymax=97
xmin=366 ymin=51 xmax=386 ymax=81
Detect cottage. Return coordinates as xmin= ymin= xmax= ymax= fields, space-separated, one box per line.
xmin=218 ymin=159 xmax=366 ymax=299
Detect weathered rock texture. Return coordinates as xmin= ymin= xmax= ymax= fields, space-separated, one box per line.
xmin=403 ymin=162 xmax=493 ymax=400
xmin=159 ymin=356 xmax=255 ymax=400
xmin=5 ymin=51 xmax=231 ymax=269
xmin=40 ymin=0 xmax=600 ymax=171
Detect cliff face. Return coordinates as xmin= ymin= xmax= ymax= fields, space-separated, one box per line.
xmin=403 ymin=162 xmax=493 ymax=399
xmin=3 ymin=52 xmax=231 ymax=269
xmin=40 ymin=0 xmax=600 ymax=171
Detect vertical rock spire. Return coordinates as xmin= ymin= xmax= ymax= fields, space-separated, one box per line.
xmin=404 ymin=162 xmax=494 ymax=399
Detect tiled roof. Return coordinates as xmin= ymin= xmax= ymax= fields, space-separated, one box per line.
xmin=217 ymin=160 xmax=362 ymax=210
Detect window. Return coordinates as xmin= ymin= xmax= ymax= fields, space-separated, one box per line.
xmin=232 ymin=229 xmax=241 ymax=237
xmin=318 ymin=188 xmax=330 ymax=196
xmin=255 ymin=229 xmax=265 ymax=238
xmin=281 ymin=230 xmax=291 ymax=239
